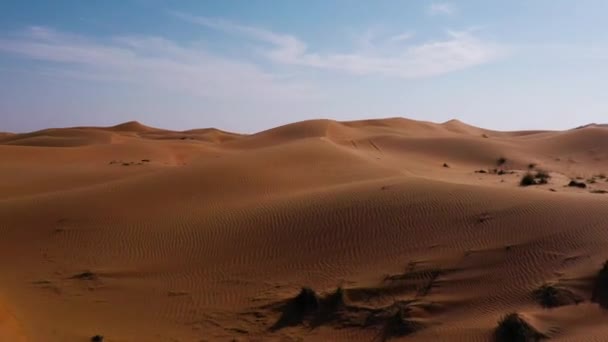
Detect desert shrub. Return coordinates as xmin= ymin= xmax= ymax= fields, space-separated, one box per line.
xmin=72 ymin=271 xmax=98 ymax=280
xmin=535 ymin=170 xmax=550 ymax=179
xmin=497 ymin=157 xmax=507 ymax=166
xmin=528 ymin=163 xmax=537 ymax=170
xmin=593 ymin=261 xmax=608 ymax=308
xmin=533 ymin=283 xmax=581 ymax=308
xmin=91 ymin=336 xmax=104 ymax=342
xmin=494 ymin=313 xmax=546 ymax=342
xmin=535 ymin=170 xmax=550 ymax=184
xmin=294 ymin=287 xmax=320 ymax=313
xmin=520 ymin=173 xmax=537 ymax=186
xmin=384 ymin=307 xmax=424 ymax=338
xmin=324 ymin=287 xmax=346 ymax=309
xmin=272 ymin=287 xmax=320 ymax=330
xmin=568 ymin=180 xmax=587 ymax=188
xmin=591 ymin=190 xmax=608 ymax=194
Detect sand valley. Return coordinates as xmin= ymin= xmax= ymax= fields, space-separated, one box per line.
xmin=2 ymin=118 xmax=608 ymax=341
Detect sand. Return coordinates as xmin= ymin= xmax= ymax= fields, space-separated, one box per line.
xmin=1 ymin=118 xmax=608 ymax=341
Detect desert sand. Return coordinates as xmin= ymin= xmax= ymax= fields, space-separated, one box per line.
xmin=1 ymin=118 xmax=608 ymax=341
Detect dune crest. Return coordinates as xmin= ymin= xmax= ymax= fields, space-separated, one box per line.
xmin=2 ymin=117 xmax=608 ymax=341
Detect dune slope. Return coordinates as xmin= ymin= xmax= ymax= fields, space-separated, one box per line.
xmin=1 ymin=118 xmax=608 ymax=341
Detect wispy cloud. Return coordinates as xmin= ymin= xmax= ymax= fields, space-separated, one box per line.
xmin=428 ymin=3 xmax=455 ymax=16
xmin=0 ymin=26 xmax=315 ymax=101
xmin=388 ymin=32 xmax=415 ymax=43
xmin=175 ymin=13 xmax=505 ymax=79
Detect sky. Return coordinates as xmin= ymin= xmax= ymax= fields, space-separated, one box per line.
xmin=1 ymin=1 xmax=608 ymax=133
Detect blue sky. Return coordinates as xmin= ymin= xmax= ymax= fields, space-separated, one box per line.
xmin=1 ymin=1 xmax=608 ymax=133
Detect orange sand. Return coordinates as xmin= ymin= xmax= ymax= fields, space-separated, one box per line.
xmin=1 ymin=118 xmax=608 ymax=341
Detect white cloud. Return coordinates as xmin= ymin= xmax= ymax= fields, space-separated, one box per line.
xmin=0 ymin=26 xmax=316 ymax=101
xmin=429 ymin=3 xmax=455 ymax=15
xmin=176 ymin=13 xmax=505 ymax=79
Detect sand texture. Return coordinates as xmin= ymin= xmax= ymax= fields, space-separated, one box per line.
xmin=2 ymin=118 xmax=608 ymax=341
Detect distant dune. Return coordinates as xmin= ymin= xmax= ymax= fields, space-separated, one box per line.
xmin=2 ymin=118 xmax=608 ymax=341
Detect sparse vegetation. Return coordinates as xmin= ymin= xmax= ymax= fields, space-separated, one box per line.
xmin=71 ymin=271 xmax=98 ymax=281
xmin=591 ymin=189 xmax=608 ymax=194
xmin=494 ymin=313 xmax=546 ymax=342
xmin=588 ymin=178 xmax=597 ymax=184
xmin=294 ymin=287 xmax=320 ymax=313
xmin=443 ymin=163 xmax=450 ymax=168
xmin=528 ymin=163 xmax=537 ymax=170
xmin=271 ymin=281 xmax=429 ymax=338
xmin=520 ymin=173 xmax=537 ymax=187
xmin=497 ymin=157 xmax=507 ymax=167
xmin=478 ymin=212 xmax=492 ymax=223
xmin=592 ymin=261 xmax=608 ymax=308
xmin=568 ymin=180 xmax=587 ymax=188
xmin=534 ymin=170 xmax=550 ymax=184
xmin=533 ymin=283 xmax=582 ymax=308
xmin=324 ymin=287 xmax=346 ymax=310
xmin=383 ymin=307 xmax=424 ymax=338
xmin=91 ymin=335 xmax=104 ymax=342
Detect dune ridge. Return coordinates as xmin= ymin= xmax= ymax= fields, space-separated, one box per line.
xmin=2 ymin=117 xmax=608 ymax=341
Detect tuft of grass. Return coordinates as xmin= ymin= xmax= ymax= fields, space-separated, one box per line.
xmin=71 ymin=271 xmax=98 ymax=281
xmin=494 ymin=313 xmax=546 ymax=342
xmin=324 ymin=287 xmax=346 ymax=309
xmin=535 ymin=170 xmax=550 ymax=179
xmin=535 ymin=170 xmax=550 ymax=184
xmin=294 ymin=287 xmax=320 ymax=313
xmin=383 ymin=307 xmax=424 ymax=338
xmin=520 ymin=173 xmax=537 ymax=187
xmin=591 ymin=189 xmax=608 ymax=194
xmin=568 ymin=180 xmax=587 ymax=189
xmin=592 ymin=261 xmax=608 ymax=308
xmin=533 ymin=283 xmax=582 ymax=308
xmin=520 ymin=171 xmax=551 ymax=187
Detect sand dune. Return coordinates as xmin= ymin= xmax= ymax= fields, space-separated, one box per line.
xmin=2 ymin=118 xmax=608 ymax=341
